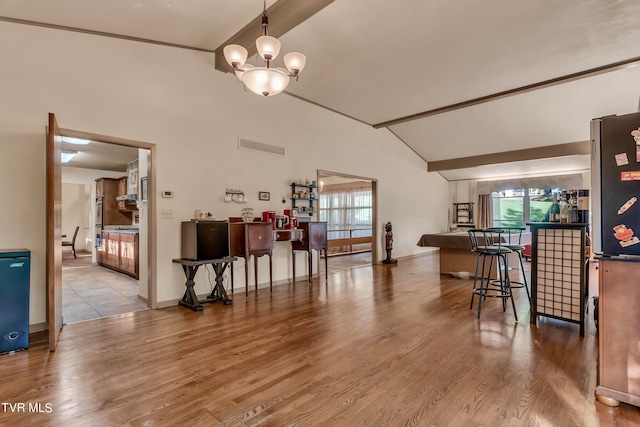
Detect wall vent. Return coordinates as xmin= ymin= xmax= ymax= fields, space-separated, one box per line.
xmin=238 ymin=138 xmax=285 ymax=157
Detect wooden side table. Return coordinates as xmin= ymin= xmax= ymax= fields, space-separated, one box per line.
xmin=229 ymin=222 xmax=274 ymax=296
xmin=292 ymin=222 xmax=328 ymax=283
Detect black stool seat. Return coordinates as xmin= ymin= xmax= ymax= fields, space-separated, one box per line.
xmin=484 ymin=227 xmax=530 ymax=303
xmin=468 ymin=229 xmax=518 ymax=321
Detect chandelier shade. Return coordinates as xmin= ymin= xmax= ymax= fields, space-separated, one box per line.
xmin=242 ymin=67 xmax=290 ymax=97
xmin=223 ymin=44 xmax=248 ymax=68
xmin=255 ymin=35 xmax=281 ymax=61
xmin=283 ymin=52 xmax=306 ymax=75
xmin=222 ymin=1 xmax=306 ymax=97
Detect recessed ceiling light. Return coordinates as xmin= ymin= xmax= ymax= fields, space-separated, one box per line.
xmin=61 ymin=136 xmax=91 ymax=145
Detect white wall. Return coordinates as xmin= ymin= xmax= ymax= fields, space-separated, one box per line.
xmin=61 ymin=183 xmax=90 ymax=252
xmin=0 ymin=21 xmax=448 ymax=325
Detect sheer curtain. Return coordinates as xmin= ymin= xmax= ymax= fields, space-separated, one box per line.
xmin=476 ymin=194 xmax=493 ymax=229
xmin=319 ymin=182 xmax=372 ymax=253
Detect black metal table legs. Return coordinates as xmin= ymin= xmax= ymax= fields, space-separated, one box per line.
xmin=178 ymin=262 xmax=233 ymax=312
xmin=207 ymin=262 xmax=233 ymax=305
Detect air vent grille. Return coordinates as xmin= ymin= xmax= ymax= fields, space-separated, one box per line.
xmin=238 ymin=138 xmax=285 ymax=157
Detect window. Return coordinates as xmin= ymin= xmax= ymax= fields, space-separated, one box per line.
xmin=492 ymin=187 xmax=560 ymax=228
xmin=319 ymin=183 xmax=372 ymax=254
xmin=492 ymin=189 xmax=525 ymax=227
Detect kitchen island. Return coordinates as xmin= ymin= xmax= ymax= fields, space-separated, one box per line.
xmin=98 ymin=229 xmax=139 ymax=279
xmin=417 ymin=231 xmax=527 ymax=277
xmin=417 ymin=232 xmax=478 ymax=274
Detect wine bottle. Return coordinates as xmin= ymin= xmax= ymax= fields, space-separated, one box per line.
xmin=559 ymin=192 xmax=570 ymax=223
xmin=549 ymin=194 xmax=560 ymax=222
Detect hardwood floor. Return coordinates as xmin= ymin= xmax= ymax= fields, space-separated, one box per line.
xmin=1 ymin=254 xmax=639 ymax=426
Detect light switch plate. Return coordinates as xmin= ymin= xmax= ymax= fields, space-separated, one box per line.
xmin=159 ymin=209 xmax=173 ymax=219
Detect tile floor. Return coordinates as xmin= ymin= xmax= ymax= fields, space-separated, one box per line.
xmin=62 ymin=252 xmax=148 ymax=324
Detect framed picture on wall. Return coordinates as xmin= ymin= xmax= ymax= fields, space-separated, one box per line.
xmin=259 ymin=191 xmax=270 ymax=201
xmin=140 ymin=177 xmax=148 ymax=202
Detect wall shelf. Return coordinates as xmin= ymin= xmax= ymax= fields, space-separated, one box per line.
xmin=291 ymin=183 xmax=317 ymax=216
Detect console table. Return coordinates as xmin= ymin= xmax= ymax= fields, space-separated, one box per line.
xmin=172 ymin=257 xmax=237 ymax=312
xmin=229 ymin=221 xmax=274 ymax=296
xmin=292 ymin=222 xmax=328 ymax=283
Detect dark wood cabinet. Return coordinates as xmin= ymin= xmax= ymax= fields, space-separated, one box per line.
xmin=96 ymin=178 xmax=132 ymax=225
xmin=98 ymin=231 xmax=139 ymax=279
xmin=119 ymin=233 xmax=138 ymax=276
xmin=229 ymin=222 xmax=274 ymax=296
xmin=96 ymin=179 xmax=104 ymax=197
xmin=117 ymin=177 xmax=128 ymax=211
xmin=292 ymin=222 xmax=328 ymax=282
xmin=595 ymin=258 xmax=640 ymax=408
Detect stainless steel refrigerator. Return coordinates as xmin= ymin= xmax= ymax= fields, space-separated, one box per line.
xmin=591 ymin=112 xmax=640 ymax=256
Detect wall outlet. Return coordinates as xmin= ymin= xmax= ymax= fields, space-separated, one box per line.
xmin=159 ymin=209 xmax=173 ymax=219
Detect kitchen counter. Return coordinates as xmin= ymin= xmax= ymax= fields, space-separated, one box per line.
xmin=417 ymin=231 xmax=527 ymax=277
xmin=98 ymin=230 xmax=139 ymax=279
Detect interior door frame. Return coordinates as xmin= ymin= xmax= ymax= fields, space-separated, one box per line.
xmin=316 ymin=170 xmax=378 ymax=263
xmin=57 ymin=127 xmax=158 ymax=309
xmin=46 ymin=113 xmax=63 ymax=351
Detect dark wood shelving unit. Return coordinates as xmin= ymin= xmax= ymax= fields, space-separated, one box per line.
xmin=291 ymin=183 xmax=317 ymax=216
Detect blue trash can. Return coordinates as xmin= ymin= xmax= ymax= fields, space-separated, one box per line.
xmin=0 ymin=249 xmax=30 ymax=354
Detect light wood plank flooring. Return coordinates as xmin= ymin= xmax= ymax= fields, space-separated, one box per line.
xmin=1 ymin=254 xmax=639 ymax=426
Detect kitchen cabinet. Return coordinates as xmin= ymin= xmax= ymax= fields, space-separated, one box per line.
xmin=291 ymin=182 xmax=317 ymax=216
xmin=98 ymin=231 xmax=139 ymax=279
xmin=116 ymin=176 xmax=137 ymax=212
xmin=595 ymin=258 xmax=640 ymax=408
xmin=117 ymin=177 xmax=128 ymax=211
xmin=229 ymin=222 xmax=274 ymax=296
xmin=127 ymin=160 xmax=139 ymax=197
xmin=96 ymin=178 xmax=132 ymax=225
xmin=96 ymin=179 xmax=104 ymax=197
xmin=292 ymin=221 xmax=328 ymax=282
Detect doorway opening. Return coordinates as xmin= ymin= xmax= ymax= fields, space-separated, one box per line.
xmin=317 ymin=170 xmax=378 ymax=273
xmin=59 ymin=132 xmax=156 ymax=324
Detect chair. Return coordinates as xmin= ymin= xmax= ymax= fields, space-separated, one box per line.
xmin=62 ymin=226 xmax=79 ymax=258
xmin=468 ymin=229 xmax=517 ymax=321
xmin=485 ymin=227 xmax=530 ymax=302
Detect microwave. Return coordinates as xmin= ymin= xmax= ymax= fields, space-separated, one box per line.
xmin=181 ymin=220 xmax=230 ymax=260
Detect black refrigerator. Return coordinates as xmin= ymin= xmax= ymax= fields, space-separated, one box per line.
xmin=591 ymin=112 xmax=640 ymax=256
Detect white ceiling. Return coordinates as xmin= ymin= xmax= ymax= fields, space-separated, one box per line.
xmin=61 ymin=140 xmax=138 ymax=172
xmin=2 ymin=0 xmax=639 ymax=180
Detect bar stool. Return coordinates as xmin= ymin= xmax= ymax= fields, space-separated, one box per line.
xmin=485 ymin=227 xmax=530 ymax=303
xmin=468 ymin=229 xmax=518 ymax=321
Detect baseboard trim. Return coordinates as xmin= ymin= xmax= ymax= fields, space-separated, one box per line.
xmin=29 ymin=322 xmax=47 ymax=333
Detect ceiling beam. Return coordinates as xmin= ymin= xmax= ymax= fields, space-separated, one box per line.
xmin=373 ymin=56 xmax=640 ymax=129
xmin=0 ymin=16 xmax=214 ymax=53
xmin=427 ymin=141 xmax=590 ymax=172
xmin=214 ymin=0 xmax=334 ymax=73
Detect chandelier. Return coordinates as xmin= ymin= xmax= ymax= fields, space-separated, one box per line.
xmin=222 ymin=0 xmax=306 ymax=97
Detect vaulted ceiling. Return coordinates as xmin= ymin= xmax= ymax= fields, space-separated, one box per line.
xmin=2 ymin=0 xmax=639 ymax=180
